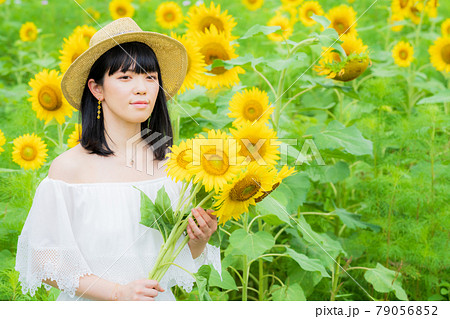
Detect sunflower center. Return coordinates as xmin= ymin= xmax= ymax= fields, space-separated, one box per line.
xmin=248 ymin=0 xmax=258 ymax=3
xmin=201 ymin=43 xmax=229 ymax=75
xmin=400 ymin=0 xmax=409 ymax=8
xmin=21 ymin=145 xmax=37 ymax=161
xmin=117 ymin=6 xmax=127 ymax=16
xmin=244 ymin=100 xmax=263 ymax=121
xmin=176 ymin=149 xmax=191 ymax=169
xmin=334 ymin=20 xmax=348 ymax=33
xmin=399 ymin=49 xmax=408 ymax=60
xmin=200 ymin=17 xmax=225 ymax=33
xmin=441 ymin=44 xmax=450 ymax=64
xmin=27 ymin=29 xmax=34 ymax=38
xmin=201 ymin=148 xmax=229 ymax=175
xmin=307 ymin=9 xmax=315 ymax=18
xmin=164 ymin=11 xmax=175 ymax=22
xmin=38 ymin=85 xmax=62 ymax=111
xmin=229 ymin=175 xmax=261 ymax=201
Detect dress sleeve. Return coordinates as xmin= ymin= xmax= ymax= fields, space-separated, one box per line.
xmin=14 ymin=177 xmax=93 ymax=298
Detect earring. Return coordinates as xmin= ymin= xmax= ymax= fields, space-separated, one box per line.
xmin=97 ymin=100 xmax=102 ymax=120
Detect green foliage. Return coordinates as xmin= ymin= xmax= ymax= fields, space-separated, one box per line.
xmin=1 ymin=0 xmax=449 ymax=302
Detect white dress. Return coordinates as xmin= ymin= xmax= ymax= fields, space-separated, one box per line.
xmin=14 ymin=176 xmax=221 ymax=301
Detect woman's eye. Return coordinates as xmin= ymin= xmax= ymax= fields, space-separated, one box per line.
xmin=119 ymin=76 xmax=130 ymax=79
xmin=147 ymin=75 xmax=157 ymax=80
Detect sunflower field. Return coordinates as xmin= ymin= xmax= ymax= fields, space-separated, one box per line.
xmin=0 ymin=0 xmax=449 ymax=302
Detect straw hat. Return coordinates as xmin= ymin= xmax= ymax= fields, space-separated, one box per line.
xmin=61 ymin=18 xmax=188 ymax=110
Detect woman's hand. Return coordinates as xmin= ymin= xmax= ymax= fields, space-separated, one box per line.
xmin=187 ymin=207 xmax=217 ymax=258
xmin=117 ymin=279 xmax=164 ymax=301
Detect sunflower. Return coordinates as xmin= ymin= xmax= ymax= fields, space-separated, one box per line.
xmin=298 ymin=1 xmax=324 ymax=27
xmin=71 ymin=25 xmax=97 ymax=45
xmin=59 ymin=33 xmax=90 ymax=73
xmin=67 ymin=124 xmax=82 ymax=148
xmin=441 ymin=18 xmax=450 ymax=37
xmin=109 ymin=0 xmax=135 ymax=20
xmin=392 ymin=41 xmax=414 ymax=67
xmin=426 ymin=0 xmax=439 ymax=18
xmin=429 ymin=37 xmax=450 ymax=73
xmin=281 ymin=0 xmax=303 ymax=7
xmin=170 ymin=32 xmax=206 ymax=94
xmin=186 ymin=1 xmax=237 ymax=40
xmin=314 ymin=34 xmax=370 ymax=81
xmin=267 ymin=13 xmax=293 ymax=42
xmin=389 ymin=12 xmax=405 ymax=32
xmin=255 ymin=165 xmax=296 ymax=203
xmin=391 ymin=0 xmax=412 ymax=17
xmin=19 ymin=22 xmax=38 ymax=42
xmin=188 ymin=129 xmax=245 ymax=193
xmin=156 ymin=2 xmax=184 ymax=30
xmin=407 ymin=2 xmax=422 ymax=24
xmin=213 ymin=162 xmax=276 ymax=224
xmin=230 ymin=122 xmax=281 ymax=166
xmin=0 ymin=129 xmax=6 ymax=154
xmin=192 ymin=25 xmax=245 ymax=89
xmin=86 ymin=7 xmax=101 ymax=21
xmin=326 ymin=5 xmax=358 ymax=37
xmin=165 ymin=138 xmax=194 ymax=183
xmin=12 ymin=133 xmax=48 ymax=170
xmin=242 ymin=0 xmax=264 ymax=11
xmin=228 ymin=87 xmax=272 ymax=126
xmin=28 ymin=69 xmax=75 ymax=125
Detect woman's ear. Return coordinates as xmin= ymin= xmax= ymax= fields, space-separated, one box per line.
xmin=87 ymin=79 xmax=103 ymax=101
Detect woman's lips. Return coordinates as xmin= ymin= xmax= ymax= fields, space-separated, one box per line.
xmin=130 ymin=102 xmax=148 ymax=109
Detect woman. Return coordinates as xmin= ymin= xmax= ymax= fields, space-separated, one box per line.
xmin=14 ymin=18 xmax=220 ymax=301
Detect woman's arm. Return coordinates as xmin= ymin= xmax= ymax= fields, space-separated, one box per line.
xmin=43 ymin=274 xmax=118 ymax=301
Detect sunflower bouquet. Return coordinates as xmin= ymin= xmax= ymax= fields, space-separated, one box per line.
xmin=139 ymin=89 xmax=296 ymax=283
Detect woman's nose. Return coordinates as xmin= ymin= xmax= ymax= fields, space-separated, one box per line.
xmin=133 ymin=77 xmax=147 ymax=95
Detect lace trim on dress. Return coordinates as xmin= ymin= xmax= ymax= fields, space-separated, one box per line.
xmin=15 ymin=235 xmax=93 ymax=298
xmin=162 ymin=243 xmax=222 ymax=293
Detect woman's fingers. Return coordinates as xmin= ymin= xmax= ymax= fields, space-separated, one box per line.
xmin=186 ymin=224 xmax=198 ymax=240
xmin=192 ymin=208 xmax=209 ymax=229
xmin=188 ymin=216 xmax=204 ymax=239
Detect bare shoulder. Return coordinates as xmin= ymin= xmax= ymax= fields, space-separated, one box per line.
xmin=48 ymin=144 xmax=89 ymax=183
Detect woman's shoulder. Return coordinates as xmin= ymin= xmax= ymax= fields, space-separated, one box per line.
xmin=48 ymin=144 xmax=89 ymax=183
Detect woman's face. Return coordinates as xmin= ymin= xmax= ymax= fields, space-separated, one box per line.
xmin=99 ymin=68 xmax=160 ymax=124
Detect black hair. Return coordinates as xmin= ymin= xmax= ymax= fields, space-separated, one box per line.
xmin=78 ymin=41 xmax=173 ymax=161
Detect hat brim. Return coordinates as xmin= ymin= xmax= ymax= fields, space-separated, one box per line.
xmin=61 ymin=31 xmax=187 ymax=110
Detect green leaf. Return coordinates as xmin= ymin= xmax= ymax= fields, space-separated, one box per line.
xmin=310 ymin=13 xmax=331 ymax=29
xmin=295 ymin=216 xmax=346 ymax=266
xmin=221 ymin=54 xmax=265 ymax=68
xmin=305 ymin=161 xmax=350 ymax=183
xmin=257 ymin=195 xmax=292 ymax=226
xmin=271 ymin=283 xmax=306 ymax=301
xmin=228 ymin=229 xmax=275 ymax=261
xmin=278 ymin=172 xmax=311 ymax=212
xmin=417 ymin=90 xmax=450 ymax=105
xmin=240 ymin=24 xmax=281 ymax=39
xmin=333 ymin=208 xmax=381 ymax=231
xmin=155 ymin=186 xmax=175 ymax=224
xmin=209 ymin=268 xmax=238 ymax=291
xmin=286 ymin=248 xmax=330 ymax=278
xmin=265 ymin=53 xmax=308 ymax=71
xmin=192 ymin=265 xmax=212 ymax=301
xmin=308 ymin=120 xmax=373 ymax=156
xmin=364 ymin=263 xmax=408 ymax=301
xmin=137 ymin=187 xmax=158 ymax=228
